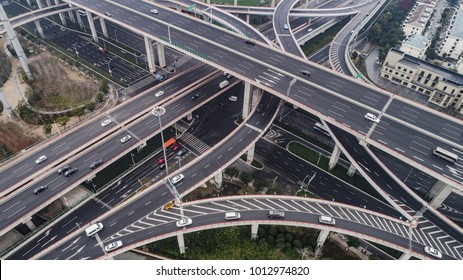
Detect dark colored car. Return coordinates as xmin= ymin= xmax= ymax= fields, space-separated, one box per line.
xmin=34 ymin=185 xmax=48 ymax=195
xmin=245 ymin=39 xmax=255 ymax=45
xmin=192 ymin=93 xmax=200 ymax=100
xmin=268 ymin=210 xmax=285 ymax=219
xmin=64 ymin=167 xmax=78 ymax=177
xmin=57 ymin=165 xmax=71 ymax=175
xmin=89 ymin=158 xmax=104 ymax=169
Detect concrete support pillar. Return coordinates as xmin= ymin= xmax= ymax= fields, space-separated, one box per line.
xmin=316 ymin=229 xmax=330 ymax=248
xmin=157 ymin=43 xmax=166 ymax=68
xmin=242 ymin=81 xmax=253 ymax=118
xmin=86 ymin=11 xmax=99 ymax=43
xmin=76 ymin=13 xmax=84 ymax=29
xmin=271 ymin=0 xmax=276 ymax=8
xmin=251 ymin=223 xmax=259 ymax=240
xmin=429 ymin=181 xmax=453 ymax=208
xmin=100 ymin=17 xmax=108 ymax=38
xmin=328 ymin=144 xmax=341 ymax=170
xmin=54 ymin=0 xmax=66 ymax=26
xmin=24 ymin=218 xmax=36 ymax=231
xmin=246 ymin=14 xmax=250 ymax=24
xmin=186 ymin=113 xmax=192 ymax=121
xmin=0 ymin=5 xmax=32 ymax=79
xmin=67 ymin=5 xmax=76 ymax=24
xmin=45 ymin=0 xmax=51 ymax=6
xmin=26 ymin=0 xmax=32 ymax=7
xmin=399 ymin=251 xmax=412 ymax=260
xmin=36 ymin=0 xmax=44 ymax=9
xmin=207 ymin=0 xmax=211 ymax=4
xmin=347 ymin=163 xmax=356 ymax=177
xmin=234 ymin=0 xmax=238 ymax=5
xmin=246 ymin=143 xmax=255 ymax=165
xmin=34 ymin=20 xmax=45 ymax=39
xmin=177 ymin=232 xmax=186 ymax=254
xmin=214 ymin=170 xmax=223 ymax=190
xmin=144 ymin=36 xmax=156 ymax=73
xmin=252 ymin=88 xmax=262 ymax=106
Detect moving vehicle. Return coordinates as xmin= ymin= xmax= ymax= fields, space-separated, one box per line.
xmin=424 ymin=246 xmax=442 ymax=259
xmin=244 ymin=39 xmax=255 ymax=45
xmin=101 ymin=119 xmax=111 ymax=126
xmin=33 ymin=185 xmax=48 ymax=195
xmin=300 ymin=70 xmax=311 ymax=77
xmin=150 ymin=9 xmax=158 ymax=14
xmin=64 ymin=167 xmax=78 ymax=177
xmin=268 ymin=210 xmax=285 ymax=219
xmin=314 ymin=122 xmax=331 ymax=137
xmin=164 ymin=138 xmax=176 ymax=149
xmin=364 ymin=113 xmax=380 ymax=123
xmin=57 ymin=165 xmax=71 ymax=174
xmin=35 ymin=155 xmax=47 ymax=164
xmin=171 ymin=174 xmax=184 ymax=184
xmin=176 ymin=218 xmax=192 ymax=227
xmin=318 ymin=215 xmax=336 ymax=225
xmin=155 ymin=90 xmax=164 ymax=97
xmin=256 ymin=104 xmax=264 ymax=113
xmin=284 ymin=24 xmax=288 ymax=30
xmin=78 ymin=9 xmax=86 ymax=16
xmin=219 ymin=80 xmax=230 ymax=88
xmin=120 ymin=135 xmax=132 ymax=143
xmin=89 ymin=158 xmax=104 ymax=169
xmin=104 ymin=12 xmax=112 ymax=17
xmin=308 ymin=28 xmax=313 ymax=32
xmin=229 ymin=96 xmax=237 ymax=102
xmin=225 ymin=212 xmax=241 ymax=220
xmin=105 ymin=240 xmax=123 ymax=252
xmin=433 ymin=146 xmax=458 ymax=163
xmin=192 ymin=93 xmax=200 ymax=100
xmin=85 ymin=222 xmax=104 ymax=237
xmin=154 ymin=73 xmax=166 ymax=81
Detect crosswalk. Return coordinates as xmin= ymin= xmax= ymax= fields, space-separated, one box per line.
xmin=178 ymin=132 xmax=210 ymax=155
xmin=105 ymin=197 xmax=463 ymax=259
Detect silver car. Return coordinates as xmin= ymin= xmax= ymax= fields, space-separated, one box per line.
xmin=104 ymin=240 xmax=123 ymax=252
xmin=35 ymin=155 xmax=47 ymax=164
xmin=120 ymin=135 xmax=132 ymax=143
xmin=176 ymin=218 xmax=192 ymax=228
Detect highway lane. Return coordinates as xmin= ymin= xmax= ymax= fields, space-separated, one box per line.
xmin=43 ymin=196 xmax=456 ymax=260
xmin=64 ymin=0 xmax=463 ymax=187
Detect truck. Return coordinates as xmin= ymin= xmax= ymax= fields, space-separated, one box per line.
xmin=219 ymin=80 xmax=229 ymax=88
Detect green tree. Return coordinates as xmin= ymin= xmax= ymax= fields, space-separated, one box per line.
xmin=347 ymin=237 xmax=361 ymax=248
xmin=268 ymin=227 xmax=278 ymax=237
xmin=253 ymin=178 xmax=267 ymax=193
xmin=96 ymin=92 xmax=105 ymax=103
xmin=292 ymin=239 xmax=302 ymax=249
xmin=86 ymin=101 xmax=95 ymax=111
xmin=285 ymin=233 xmax=294 ymax=243
xmin=99 ymin=79 xmax=109 ymax=94
xmin=72 ymin=107 xmax=85 ymax=119
xmin=224 ymin=166 xmax=239 ymax=178
xmin=43 ymin=123 xmax=52 ymax=136
xmin=56 ymin=116 xmax=69 ymax=126
xmin=239 ymin=172 xmax=252 ymax=185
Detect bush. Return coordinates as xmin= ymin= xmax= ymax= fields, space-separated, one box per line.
xmin=239 ymin=172 xmax=252 ymax=185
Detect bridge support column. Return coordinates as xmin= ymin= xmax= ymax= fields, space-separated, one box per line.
xmin=328 ymin=144 xmax=341 ymax=170
xmin=157 ymin=43 xmax=166 ymax=68
xmin=0 ymin=5 xmax=32 ymax=79
xmin=316 ymin=229 xmax=330 ymax=248
xmin=246 ymin=14 xmax=250 ymax=23
xmin=144 ymin=36 xmax=156 ymax=73
xmin=271 ymin=0 xmax=276 ymax=8
xmin=86 ymin=11 xmax=99 ymax=43
xmin=428 ymin=181 xmax=453 ymax=208
xmin=99 ymin=18 xmax=108 ymax=38
xmin=234 ymin=0 xmax=238 ymax=5
xmin=45 ymin=0 xmax=51 ymax=7
xmin=34 ymin=20 xmax=45 ymax=39
xmin=347 ymin=163 xmax=356 ymax=177
xmin=36 ymin=0 xmax=44 ymax=9
xmin=214 ymin=170 xmax=223 ymax=190
xmin=247 ymin=144 xmax=255 ymax=164
xmin=26 ymin=0 xmax=32 ymax=7
xmin=23 ymin=218 xmax=36 ymax=231
xmin=54 ymin=0 xmax=67 ymax=26
xmin=251 ymin=223 xmax=259 ymax=240
xmin=67 ymin=5 xmax=76 ymax=24
xmin=177 ymin=232 xmax=186 ymax=254
xmin=399 ymin=251 xmax=412 ymax=260
xmin=186 ymin=113 xmax=193 ymax=121
xmin=242 ymin=81 xmax=253 ymax=118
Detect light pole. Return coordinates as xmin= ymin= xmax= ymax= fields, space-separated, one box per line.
xmin=114 ymin=29 xmax=118 ymax=42
xmin=130 ymin=153 xmax=135 ymax=166
xmin=167 ymin=23 xmax=172 ymax=44
xmin=152 ymin=106 xmax=169 ymax=175
xmin=404 ymin=167 xmax=413 ymax=184
xmin=279 ymin=78 xmax=297 ymax=122
xmin=272 ymin=176 xmax=278 ymax=190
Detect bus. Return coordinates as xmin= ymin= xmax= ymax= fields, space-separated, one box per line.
xmin=433 ymin=147 xmax=458 ymax=163
xmin=314 ymin=122 xmax=331 ymax=137
xmin=164 ymin=138 xmax=177 ymax=149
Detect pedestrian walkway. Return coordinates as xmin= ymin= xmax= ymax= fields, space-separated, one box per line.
xmin=178 ymin=132 xmax=210 ymax=155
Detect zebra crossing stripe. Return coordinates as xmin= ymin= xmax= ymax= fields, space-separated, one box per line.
xmin=345 ymin=208 xmax=360 ymax=223
xmin=277 ymin=199 xmax=300 ymax=211
xmin=302 ymin=201 xmax=324 ymax=215
xmin=291 ymin=200 xmax=313 ymax=213
xmin=210 ymin=201 xmax=240 ymax=211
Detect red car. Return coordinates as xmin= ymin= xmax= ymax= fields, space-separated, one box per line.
xmin=158 ymin=157 xmax=165 ymax=165
xmin=171 ymin=144 xmax=181 ymax=151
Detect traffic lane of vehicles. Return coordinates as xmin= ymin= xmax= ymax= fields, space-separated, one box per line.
xmin=0 ymin=62 xmax=214 ymax=196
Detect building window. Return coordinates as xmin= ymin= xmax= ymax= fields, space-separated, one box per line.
xmin=443 ymin=86 xmax=447 ymax=91
xmin=411 ymin=85 xmax=417 ymax=90
xmin=431 ymin=82 xmax=436 ymax=87
xmin=403 ymin=82 xmax=409 ymax=86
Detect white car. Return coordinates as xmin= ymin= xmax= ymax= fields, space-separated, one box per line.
xmin=283 ymin=24 xmax=288 ymax=30
xmin=150 ymin=9 xmax=158 ymax=14
xmin=424 ymin=246 xmax=442 ymax=259
xmin=101 ymin=119 xmax=111 ymax=127
xmin=308 ymin=28 xmax=313 ymax=32
xmin=35 ymin=155 xmax=47 ymax=164
xmin=229 ymin=96 xmax=238 ymax=102
xmin=176 ymin=218 xmax=192 ymax=228
xmin=120 ymin=135 xmax=132 ymax=143
xmin=364 ymin=113 xmax=380 ymax=123
xmin=104 ymin=240 xmax=123 ymax=252
xmin=155 ymin=90 xmax=164 ymax=97
xmin=171 ymin=174 xmax=184 ymax=184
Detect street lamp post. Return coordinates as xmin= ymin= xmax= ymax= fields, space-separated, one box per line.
xmin=130 ymin=153 xmax=135 ymax=166
xmin=279 ymin=78 xmax=297 ymax=122
xmin=168 ymin=23 xmax=172 ymax=44
xmin=114 ymin=29 xmax=118 ymax=42
xmin=151 ymin=106 xmax=169 ymax=175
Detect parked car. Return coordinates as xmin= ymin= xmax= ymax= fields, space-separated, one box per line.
xmin=176 ymin=218 xmax=192 ymax=227
xmin=33 ymin=185 xmax=48 ymax=195
xmin=35 ymin=155 xmax=47 ymax=164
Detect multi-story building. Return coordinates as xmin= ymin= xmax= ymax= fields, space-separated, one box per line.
xmin=381 ymin=48 xmax=463 ymax=112
xmin=438 ymin=6 xmax=463 ymax=60
xmin=402 ymin=0 xmax=436 ymax=37
xmin=399 ymin=34 xmax=430 ymax=59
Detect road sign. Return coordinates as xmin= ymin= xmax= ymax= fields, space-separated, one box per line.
xmin=354 ymin=73 xmax=361 ymax=78
xmin=188 ymin=4 xmax=195 ymax=11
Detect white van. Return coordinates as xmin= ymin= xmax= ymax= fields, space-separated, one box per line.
xmin=225 ymin=212 xmax=241 ymax=220
xmin=85 ymin=222 xmax=104 ymax=237
xmin=219 ymin=80 xmax=229 ymax=89
xmin=319 ymin=215 xmax=335 ymax=225
xmin=78 ymin=9 xmax=87 ymax=17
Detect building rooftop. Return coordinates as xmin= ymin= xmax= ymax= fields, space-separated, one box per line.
xmin=404 ymin=2 xmax=433 ymax=29
xmin=403 ymin=34 xmax=429 ymax=49
xmin=449 ymin=7 xmax=463 ymax=39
